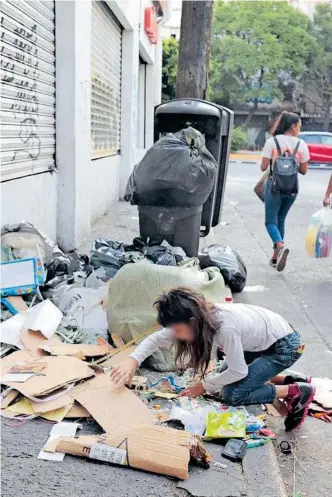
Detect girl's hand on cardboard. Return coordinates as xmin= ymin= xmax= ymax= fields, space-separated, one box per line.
xmin=110 ymin=358 xmax=138 ymax=386
xmin=180 ymin=383 xmax=206 ymax=398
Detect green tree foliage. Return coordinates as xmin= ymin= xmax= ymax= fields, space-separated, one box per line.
xmin=209 ymin=1 xmax=314 ymax=124
xmin=231 ymin=127 xmax=247 ymax=151
xmin=309 ymin=3 xmax=332 ymax=130
xmin=162 ymin=38 xmax=179 ymax=101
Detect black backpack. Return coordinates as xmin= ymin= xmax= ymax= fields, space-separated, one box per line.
xmin=270 ymin=137 xmax=300 ymax=196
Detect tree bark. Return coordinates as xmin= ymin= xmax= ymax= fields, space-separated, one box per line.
xmin=323 ymin=96 xmax=331 ymax=131
xmin=243 ymin=100 xmax=258 ymax=127
xmin=176 ymin=1 xmax=214 ymax=99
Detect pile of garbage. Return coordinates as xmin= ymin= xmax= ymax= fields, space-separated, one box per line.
xmin=0 ymin=220 xmax=252 ymax=480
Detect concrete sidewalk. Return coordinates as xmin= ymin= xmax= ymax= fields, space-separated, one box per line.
xmin=229 ymin=151 xmax=261 ymax=164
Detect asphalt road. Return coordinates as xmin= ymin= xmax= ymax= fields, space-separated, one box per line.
xmin=2 ymin=162 xmax=331 ymax=497
xmin=222 ymin=163 xmax=332 ymax=497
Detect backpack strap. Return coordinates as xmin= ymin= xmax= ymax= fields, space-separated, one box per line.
xmin=291 ymin=140 xmax=301 ymax=158
xmin=273 ymin=137 xmax=282 ymax=156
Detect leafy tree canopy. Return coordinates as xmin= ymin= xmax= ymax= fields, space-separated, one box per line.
xmin=162 ymin=37 xmax=179 ymax=101
xmin=209 ymin=0 xmax=314 ymax=110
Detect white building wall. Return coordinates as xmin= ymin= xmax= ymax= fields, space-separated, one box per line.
xmin=1 ymin=0 xmax=163 ymax=249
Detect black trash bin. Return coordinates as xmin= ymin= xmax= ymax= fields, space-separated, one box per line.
xmin=132 ymin=99 xmax=234 ymax=257
xmin=138 ymin=205 xmax=202 ymax=257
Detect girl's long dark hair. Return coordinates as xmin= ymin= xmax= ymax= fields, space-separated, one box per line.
xmin=271 ymin=111 xmax=300 ymax=136
xmin=154 ymin=287 xmax=217 ymax=377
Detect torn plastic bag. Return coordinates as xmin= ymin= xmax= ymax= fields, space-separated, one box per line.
xmin=130 ymin=237 xmax=185 ymax=266
xmin=199 ymin=245 xmax=247 ymax=293
xmin=125 ymin=127 xmax=217 ymax=207
xmin=1 ymin=221 xmax=61 ymax=264
xmin=90 ymin=239 xmax=144 ymax=278
xmin=45 ymin=251 xmax=91 ymax=282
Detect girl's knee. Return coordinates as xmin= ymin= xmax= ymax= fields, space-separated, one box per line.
xmin=223 ymin=386 xmax=244 ymax=406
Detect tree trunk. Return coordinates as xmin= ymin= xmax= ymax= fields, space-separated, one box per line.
xmin=176 ymin=1 xmax=214 ymax=99
xmin=243 ymin=100 xmax=258 ymax=127
xmin=323 ymin=96 xmax=331 ymax=131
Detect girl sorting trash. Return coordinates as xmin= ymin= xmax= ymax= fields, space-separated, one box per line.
xmin=111 ymin=287 xmax=315 ymax=432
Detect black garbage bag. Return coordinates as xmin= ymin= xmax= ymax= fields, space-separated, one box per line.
xmin=199 ymin=245 xmax=247 ymax=293
xmin=46 ymin=251 xmax=91 ymax=282
xmin=90 ymin=239 xmax=144 ymax=278
xmin=130 ymin=237 xmax=178 ymax=266
xmin=125 ymin=127 xmax=217 ymax=207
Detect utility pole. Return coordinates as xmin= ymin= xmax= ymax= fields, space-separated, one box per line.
xmin=176 ymin=0 xmax=214 ymax=100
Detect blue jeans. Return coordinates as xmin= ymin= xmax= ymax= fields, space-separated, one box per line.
xmin=222 ymin=331 xmax=302 ymax=406
xmin=265 ymin=179 xmax=296 ymax=247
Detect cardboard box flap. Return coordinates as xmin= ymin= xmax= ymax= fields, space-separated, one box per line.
xmin=41 ymin=338 xmax=113 ymax=358
xmin=45 ymin=425 xmax=210 ymax=480
xmin=20 ymin=330 xmax=62 ymax=355
xmin=65 ymin=401 xmax=91 ymax=418
xmin=1 ymin=356 xmax=95 ymax=396
xmin=72 ymin=372 xmax=155 ymax=433
xmin=30 ymin=391 xmax=73 ymax=414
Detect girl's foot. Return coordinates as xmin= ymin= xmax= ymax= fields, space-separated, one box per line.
xmin=276 ymin=247 xmax=289 ymax=272
xmin=284 ymin=383 xmax=316 ymax=431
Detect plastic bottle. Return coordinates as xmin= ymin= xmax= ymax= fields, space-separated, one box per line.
xmin=245 ymin=439 xmax=269 ymax=448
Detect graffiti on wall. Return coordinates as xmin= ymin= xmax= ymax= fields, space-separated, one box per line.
xmin=1 ymin=14 xmax=44 ymax=169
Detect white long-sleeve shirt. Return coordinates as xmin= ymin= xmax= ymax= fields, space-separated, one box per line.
xmin=130 ymin=304 xmax=292 ymax=394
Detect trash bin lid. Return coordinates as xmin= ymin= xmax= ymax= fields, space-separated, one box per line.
xmin=156 ymin=99 xmax=221 ymax=118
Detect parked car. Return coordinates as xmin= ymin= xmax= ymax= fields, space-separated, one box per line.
xmin=299 ymin=131 xmax=332 ymax=169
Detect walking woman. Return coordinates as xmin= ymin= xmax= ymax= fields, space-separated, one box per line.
xmin=111 ymin=287 xmax=315 ymax=432
xmin=261 ymin=112 xmax=310 ymax=271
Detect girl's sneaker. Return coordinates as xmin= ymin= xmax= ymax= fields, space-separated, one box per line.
xmin=284 ymin=383 xmax=316 ymax=431
xmin=284 ymin=373 xmax=312 ymax=385
xmin=276 ymin=247 xmax=289 ymax=272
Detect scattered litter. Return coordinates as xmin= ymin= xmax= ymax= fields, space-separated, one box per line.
xmin=243 ymin=285 xmax=267 ymax=293
xmin=280 ymin=440 xmax=292 ymax=455
xmin=205 ymin=411 xmax=246 ymax=439
xmin=213 ymin=461 xmax=227 ymax=469
xmin=40 ymin=337 xmax=113 ymax=359
xmin=2 ymin=373 xmax=35 ymax=383
xmin=0 ymin=312 xmax=28 ymax=349
xmin=1 ymin=355 xmax=94 ymax=397
xmin=222 ymin=439 xmax=247 ymax=462
xmin=246 ymin=439 xmax=269 ymax=448
xmin=23 ymin=299 xmax=63 ymax=339
xmin=38 ymin=421 xmax=81 ymax=461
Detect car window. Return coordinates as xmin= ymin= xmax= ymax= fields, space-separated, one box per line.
xmin=321 ymin=135 xmax=332 ymax=145
xmin=300 ymin=134 xmax=322 ymax=144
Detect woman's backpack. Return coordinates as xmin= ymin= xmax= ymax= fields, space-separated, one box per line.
xmin=271 ymin=137 xmax=300 ymax=196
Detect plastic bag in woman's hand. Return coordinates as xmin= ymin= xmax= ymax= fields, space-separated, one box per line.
xmin=305 ymin=207 xmax=332 ymax=258
xmin=199 ymin=245 xmax=247 ymax=293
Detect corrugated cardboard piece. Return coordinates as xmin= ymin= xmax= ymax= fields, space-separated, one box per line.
xmin=65 ymin=401 xmax=91 ymax=418
xmin=72 ymin=372 xmax=155 ymax=433
xmin=101 ymin=345 xmax=137 ymax=368
xmin=45 ymin=425 xmax=211 ymax=479
xmin=20 ymin=330 xmax=62 ymax=355
xmin=1 ymin=355 xmax=94 ymax=396
xmin=40 ymin=337 xmax=113 ymax=359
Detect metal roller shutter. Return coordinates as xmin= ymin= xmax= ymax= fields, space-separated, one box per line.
xmin=91 ymin=1 xmax=122 ymax=160
xmin=0 ymin=0 xmax=56 ymax=181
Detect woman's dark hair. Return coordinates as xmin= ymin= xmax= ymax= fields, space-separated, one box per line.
xmin=154 ymin=287 xmax=217 ymax=377
xmin=271 ymin=111 xmax=301 ymax=136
